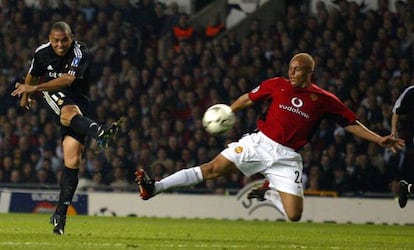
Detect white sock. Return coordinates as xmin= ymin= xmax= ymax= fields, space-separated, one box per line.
xmin=264 ymin=189 xmax=287 ymax=217
xmin=154 ymin=167 xmax=203 ymax=194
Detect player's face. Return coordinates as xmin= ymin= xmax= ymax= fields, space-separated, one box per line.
xmin=288 ymin=59 xmax=310 ymax=87
xmin=49 ymin=30 xmax=73 ymax=56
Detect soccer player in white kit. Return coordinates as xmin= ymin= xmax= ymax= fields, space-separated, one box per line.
xmin=135 ymin=53 xmax=404 ymax=221
xmin=391 ymin=84 xmax=414 ymax=208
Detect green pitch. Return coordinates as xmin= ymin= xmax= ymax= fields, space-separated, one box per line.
xmin=0 ymin=213 xmax=413 ymax=249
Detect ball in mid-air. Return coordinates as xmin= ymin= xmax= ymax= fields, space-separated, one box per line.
xmin=202 ymin=104 xmax=235 ymax=135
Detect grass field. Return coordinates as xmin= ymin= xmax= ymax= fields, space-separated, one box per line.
xmin=0 ymin=213 xmax=414 ymax=249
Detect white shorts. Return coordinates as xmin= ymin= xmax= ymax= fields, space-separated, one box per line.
xmin=221 ymin=131 xmax=304 ymax=197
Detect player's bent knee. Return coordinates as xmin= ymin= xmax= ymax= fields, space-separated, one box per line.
xmin=201 ymin=155 xmax=236 ymax=180
xmin=200 ymin=163 xmax=219 ymax=179
xmin=60 ymin=105 xmax=82 ymax=126
xmin=287 ymin=212 xmax=302 ymax=222
xmin=284 ymin=204 xmax=303 ymax=222
xmin=285 ymin=207 xmax=302 ymax=222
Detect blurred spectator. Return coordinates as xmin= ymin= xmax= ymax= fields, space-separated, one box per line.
xmin=21 ymin=162 xmax=37 ymax=183
xmin=79 ymin=0 xmax=98 ymax=24
xmin=354 ymin=153 xmax=384 ymax=193
xmin=319 ymin=154 xmax=334 ymax=190
xmin=152 ymin=146 xmax=174 ymax=173
xmin=54 ymin=0 xmax=71 ymax=18
xmin=307 ymin=163 xmax=321 ymax=191
xmin=86 ymin=171 xmax=107 ymax=191
xmin=172 ymin=13 xmax=196 ymax=52
xmin=204 ymin=12 xmax=225 ymax=41
xmin=109 ymin=167 xmax=129 ymax=191
xmin=35 ymin=145 xmax=63 ymax=174
xmin=1 ymin=155 xmax=14 ymax=182
xmin=150 ymin=162 xmax=166 ymax=181
xmin=9 ymin=168 xmax=21 ymax=184
xmin=37 ymin=158 xmax=57 ymax=184
xmin=153 ymin=1 xmax=171 ymax=38
xmin=164 ymin=1 xmax=180 ymax=31
xmin=331 ymin=166 xmax=353 ymax=195
xmin=226 ymin=172 xmax=243 ymax=192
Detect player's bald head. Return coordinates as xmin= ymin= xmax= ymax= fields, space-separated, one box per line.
xmin=50 ymin=21 xmax=72 ymax=35
xmin=290 ymin=53 xmax=315 ymax=73
xmin=48 ymin=21 xmax=73 ymax=56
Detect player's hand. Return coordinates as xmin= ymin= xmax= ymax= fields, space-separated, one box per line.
xmin=378 ymin=134 xmax=405 ymax=153
xmin=11 ymin=82 xmax=37 ymax=97
xmin=20 ymin=96 xmax=36 ymax=110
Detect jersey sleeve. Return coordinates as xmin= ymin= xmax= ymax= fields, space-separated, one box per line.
xmin=393 ymin=87 xmax=414 ymax=115
xmin=28 ymin=53 xmax=44 ymax=77
xmin=325 ymin=93 xmax=357 ymax=126
xmin=248 ymin=78 xmax=276 ymax=102
xmin=68 ymin=43 xmax=90 ymax=79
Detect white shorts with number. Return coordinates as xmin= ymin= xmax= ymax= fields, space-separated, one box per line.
xmin=221 ymin=131 xmax=304 ymax=197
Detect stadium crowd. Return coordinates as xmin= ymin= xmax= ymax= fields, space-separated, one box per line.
xmin=0 ymin=0 xmax=413 ymax=196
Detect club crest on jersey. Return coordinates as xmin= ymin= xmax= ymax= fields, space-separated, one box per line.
xmin=235 ymin=146 xmax=243 ymax=153
xmin=71 ymin=57 xmax=81 ymax=67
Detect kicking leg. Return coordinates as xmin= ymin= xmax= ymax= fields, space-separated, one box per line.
xmin=135 ymin=154 xmax=237 ymax=200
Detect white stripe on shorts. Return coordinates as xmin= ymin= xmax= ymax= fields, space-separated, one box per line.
xmin=42 ymin=91 xmax=61 ymax=115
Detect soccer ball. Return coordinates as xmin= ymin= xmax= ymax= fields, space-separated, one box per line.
xmin=202 ymin=104 xmax=235 ymax=135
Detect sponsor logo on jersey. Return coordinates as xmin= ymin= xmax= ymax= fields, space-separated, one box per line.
xmin=47 ymin=65 xmax=53 ymax=70
xmin=291 ymin=97 xmax=303 ymax=108
xmin=48 ymin=72 xmax=63 ymax=79
xmin=279 ymin=97 xmax=309 ymax=119
xmin=71 ymin=57 xmax=81 ymax=67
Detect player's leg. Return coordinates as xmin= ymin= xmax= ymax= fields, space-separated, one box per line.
xmin=247 ymin=137 xmax=304 ymax=221
xmin=250 ymin=177 xmax=303 ymax=221
xmin=51 ymin=136 xmax=83 ymax=235
xmin=278 ymin=192 xmax=303 ymax=221
xmin=398 ymin=180 xmax=413 ymax=208
xmin=247 ymin=179 xmax=269 ymax=201
xmin=60 ymin=104 xmax=121 ymax=148
xmin=135 ymin=154 xmax=237 ymax=200
xmin=60 ymin=104 xmax=99 ymax=136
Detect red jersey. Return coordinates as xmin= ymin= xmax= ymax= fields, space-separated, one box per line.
xmin=248 ymin=77 xmax=357 ymax=150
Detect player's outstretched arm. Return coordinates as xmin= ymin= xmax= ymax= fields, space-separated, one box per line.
xmin=344 ymin=120 xmax=405 ymax=153
xmin=230 ymin=93 xmax=254 ymax=113
xmin=391 ymin=112 xmax=399 ymax=138
xmin=12 ymin=73 xmax=74 ymax=97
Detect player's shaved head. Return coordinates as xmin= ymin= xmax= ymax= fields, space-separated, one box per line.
xmin=50 ymin=21 xmax=72 ymax=35
xmin=291 ymin=53 xmax=315 ymax=73
xmin=48 ymin=21 xmax=73 ymax=56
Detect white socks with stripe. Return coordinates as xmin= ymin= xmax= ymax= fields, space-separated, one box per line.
xmin=264 ymin=189 xmax=287 ymax=217
xmin=154 ymin=167 xmax=203 ymax=194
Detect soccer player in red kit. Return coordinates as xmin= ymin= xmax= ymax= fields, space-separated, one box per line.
xmin=135 ymin=53 xmax=404 ymax=221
